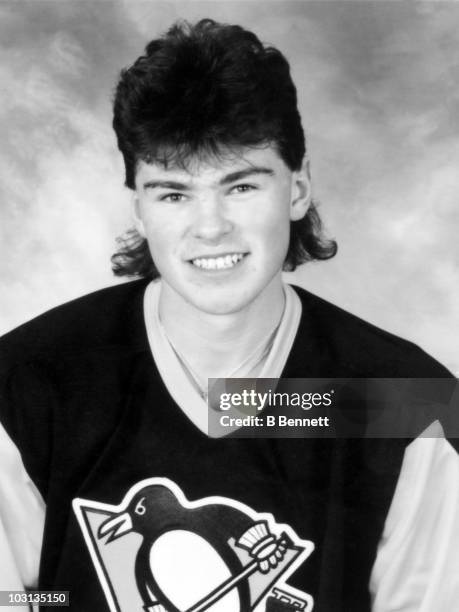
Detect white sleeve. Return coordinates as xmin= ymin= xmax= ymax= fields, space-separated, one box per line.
xmin=370 ymin=421 xmax=459 ymax=610
xmin=0 ymin=421 xmax=45 ymax=592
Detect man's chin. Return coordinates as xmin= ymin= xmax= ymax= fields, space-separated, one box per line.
xmin=180 ymin=284 xmax=258 ymax=316
xmin=160 ymin=274 xmax=281 ymax=318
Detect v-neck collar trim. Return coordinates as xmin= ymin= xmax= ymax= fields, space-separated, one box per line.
xmin=143 ymin=280 xmax=302 ymax=436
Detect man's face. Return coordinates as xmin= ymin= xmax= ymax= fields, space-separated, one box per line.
xmin=133 ymin=145 xmax=310 ymax=316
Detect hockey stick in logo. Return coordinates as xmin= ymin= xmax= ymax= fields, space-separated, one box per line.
xmin=187 ymin=536 xmax=290 ymax=612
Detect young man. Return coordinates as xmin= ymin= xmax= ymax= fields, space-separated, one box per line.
xmin=0 ymin=19 xmax=457 ymax=612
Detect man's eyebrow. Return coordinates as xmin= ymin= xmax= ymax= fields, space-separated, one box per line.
xmin=142 ymin=166 xmax=274 ymax=190
xmin=220 ymin=166 xmax=274 ymax=185
xmin=143 ymin=180 xmax=191 ymax=191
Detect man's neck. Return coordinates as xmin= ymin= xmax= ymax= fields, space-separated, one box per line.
xmin=158 ymin=277 xmax=286 ymax=380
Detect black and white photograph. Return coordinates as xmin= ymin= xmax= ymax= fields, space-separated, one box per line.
xmin=1 ymin=2 xmax=458 ymax=610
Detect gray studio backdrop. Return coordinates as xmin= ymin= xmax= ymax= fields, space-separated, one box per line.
xmin=1 ymin=1 xmax=458 ymax=374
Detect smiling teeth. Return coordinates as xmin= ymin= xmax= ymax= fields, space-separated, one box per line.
xmin=192 ymin=254 xmax=244 ymax=270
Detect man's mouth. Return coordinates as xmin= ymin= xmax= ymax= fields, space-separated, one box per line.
xmin=190 ymin=253 xmax=246 ymax=270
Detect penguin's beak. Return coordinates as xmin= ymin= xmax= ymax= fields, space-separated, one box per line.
xmin=98 ymin=512 xmax=133 ymax=543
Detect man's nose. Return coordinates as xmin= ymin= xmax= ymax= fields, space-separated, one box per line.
xmin=190 ymin=195 xmax=233 ymax=242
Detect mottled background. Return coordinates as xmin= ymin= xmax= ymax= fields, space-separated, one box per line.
xmin=1 ymin=1 xmax=458 ymax=374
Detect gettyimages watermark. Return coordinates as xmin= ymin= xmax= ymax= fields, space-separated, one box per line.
xmin=207 ymin=378 xmax=458 ymax=438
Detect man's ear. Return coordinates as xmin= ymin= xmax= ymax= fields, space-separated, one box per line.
xmin=132 ymin=193 xmax=146 ymax=237
xmin=290 ymin=157 xmax=312 ymax=221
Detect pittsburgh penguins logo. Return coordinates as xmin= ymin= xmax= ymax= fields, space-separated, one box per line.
xmin=73 ymin=478 xmax=314 ymax=612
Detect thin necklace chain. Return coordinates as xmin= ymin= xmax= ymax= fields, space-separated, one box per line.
xmin=164 ymin=325 xmax=279 ymax=401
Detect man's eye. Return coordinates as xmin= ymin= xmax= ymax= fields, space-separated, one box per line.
xmin=231 ymin=184 xmax=256 ymax=194
xmin=161 ymin=193 xmax=186 ymax=202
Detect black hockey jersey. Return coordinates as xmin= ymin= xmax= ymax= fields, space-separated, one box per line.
xmin=0 ymin=281 xmax=452 ymax=611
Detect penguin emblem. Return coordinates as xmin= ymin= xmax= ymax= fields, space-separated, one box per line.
xmin=73 ymin=478 xmax=314 ymax=612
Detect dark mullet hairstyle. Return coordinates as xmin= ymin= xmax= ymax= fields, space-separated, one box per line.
xmin=111 ymin=19 xmax=337 ymax=278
